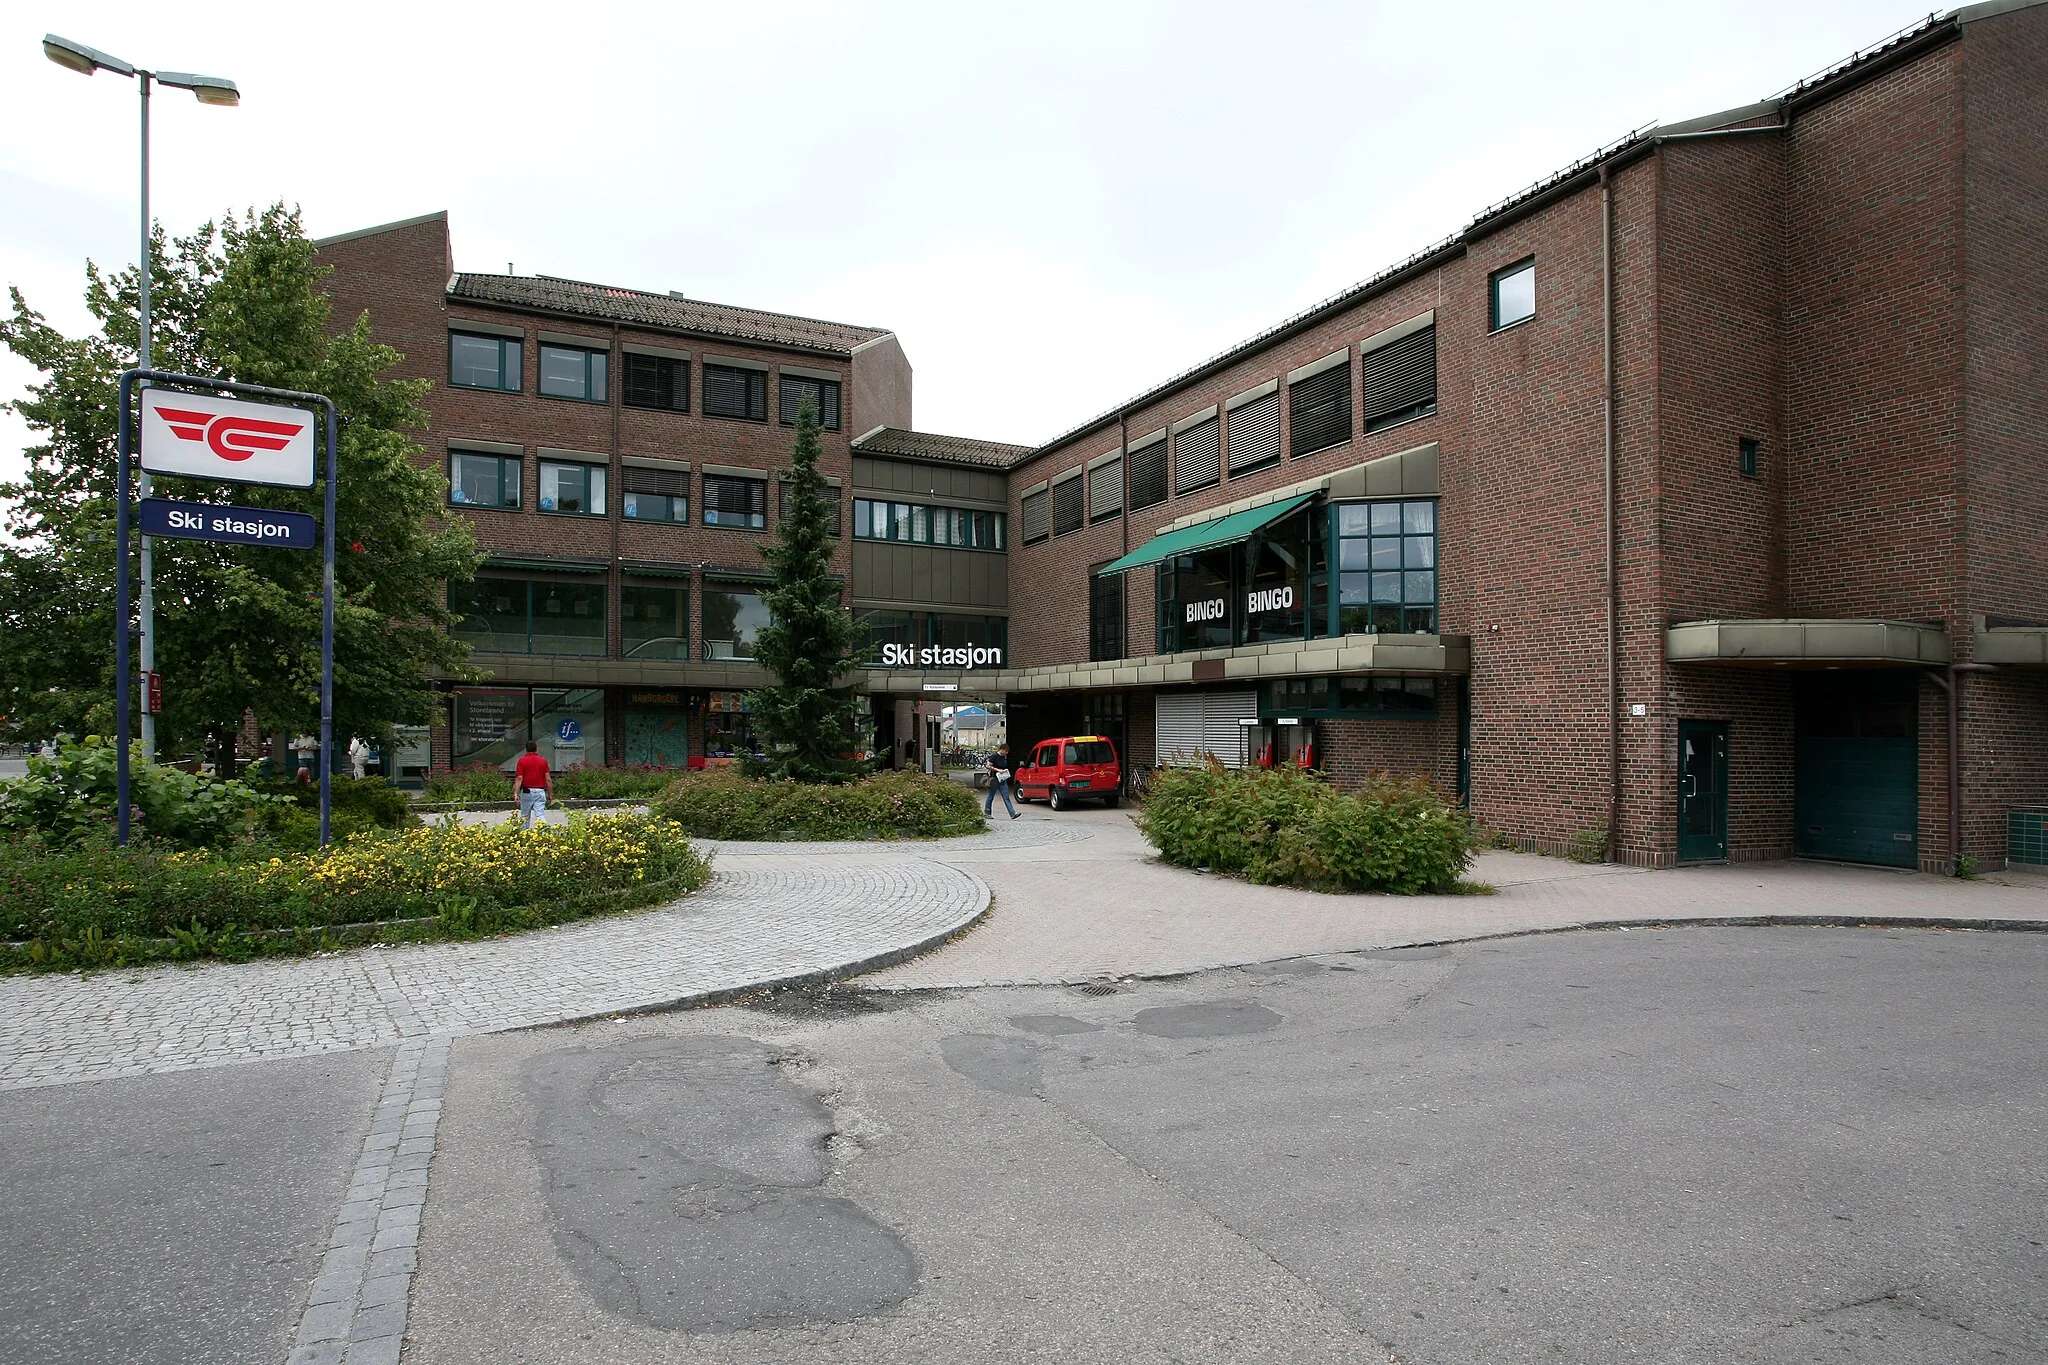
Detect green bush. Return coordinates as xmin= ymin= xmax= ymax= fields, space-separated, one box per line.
xmin=552 ymin=765 xmax=678 ymax=801
xmin=1137 ymin=762 xmax=1474 ymax=894
xmin=252 ymin=775 xmax=420 ymax=850
xmin=651 ymin=768 xmax=985 ymax=840
xmin=420 ymin=762 xmax=513 ymax=803
xmin=0 ymin=735 xmax=276 ymax=848
xmin=0 ymin=813 xmax=710 ymax=972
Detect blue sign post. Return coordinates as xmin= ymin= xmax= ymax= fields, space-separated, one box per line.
xmin=115 ymin=371 xmax=340 ymax=845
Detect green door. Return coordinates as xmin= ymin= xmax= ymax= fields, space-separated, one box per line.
xmin=1677 ymin=720 xmax=1729 ymax=863
xmin=1795 ymin=676 xmax=1918 ymax=867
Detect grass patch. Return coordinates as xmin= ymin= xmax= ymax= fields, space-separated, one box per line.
xmin=651 ymin=768 xmax=986 ymax=841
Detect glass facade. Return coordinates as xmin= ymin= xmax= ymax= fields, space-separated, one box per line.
xmin=532 ymin=688 xmax=606 ymax=768
xmin=621 ymin=585 xmax=688 ymax=660
xmin=703 ymin=690 xmax=759 ymax=761
xmin=1263 ymin=675 xmax=1438 ymax=718
xmin=701 ymin=584 xmax=770 ymax=660
xmin=451 ymin=576 xmax=607 ymax=656
xmin=1335 ymin=500 xmax=1436 ymax=635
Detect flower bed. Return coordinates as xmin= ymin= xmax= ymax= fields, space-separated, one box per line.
xmin=650 ymin=768 xmax=986 ymax=841
xmin=0 ymin=813 xmax=710 ymax=972
xmin=1137 ymin=763 xmax=1475 ymax=894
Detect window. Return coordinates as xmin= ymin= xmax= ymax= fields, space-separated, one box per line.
xmin=538 ymin=460 xmax=607 ymax=516
xmin=856 ymin=609 xmax=918 ymax=662
xmin=1227 ymin=390 xmax=1281 ymax=477
xmin=1490 ymin=259 xmax=1536 ymax=331
xmin=779 ymin=375 xmax=843 ymax=430
xmin=449 ymin=332 xmax=521 ymax=392
xmin=1157 ymin=548 xmax=1233 ymax=654
xmin=538 ymin=343 xmax=608 ymax=402
xmin=448 ymin=450 xmax=520 ymax=509
xmin=704 ymin=689 xmax=759 ymax=760
xmin=1089 ymin=568 xmax=1125 ymax=662
xmin=703 ymin=364 xmax=768 ymax=421
xmin=702 ymin=473 xmax=767 ymax=529
xmin=622 ymin=353 xmax=689 ymax=412
xmin=1173 ymin=416 xmax=1221 ymax=495
xmin=1128 ymin=439 xmax=1168 ymax=511
xmin=1089 ymin=457 xmax=1123 ymax=522
xmin=779 ymin=479 xmax=841 ymax=535
xmin=926 ymin=613 xmax=1007 ymax=662
xmin=621 ymin=585 xmax=689 ymax=660
xmin=1051 ymin=474 xmax=1083 ymax=536
xmin=1335 ymin=499 xmax=1436 ymax=635
xmin=1064 ymin=740 xmax=1115 ymax=765
xmin=450 ymin=576 xmax=606 ymax=656
xmin=1021 ymin=488 xmax=1049 ymax=544
xmin=1740 ymin=437 xmax=1760 ymax=479
xmin=701 ymin=583 xmax=770 ymax=659
xmin=851 ymin=499 xmax=1003 ymax=549
xmin=1290 ymin=359 xmax=1352 ymax=458
xmin=622 ymin=463 xmax=689 ymax=523
xmin=1264 ymin=675 xmax=1437 ymax=718
xmin=1360 ymin=326 xmax=1437 ymax=432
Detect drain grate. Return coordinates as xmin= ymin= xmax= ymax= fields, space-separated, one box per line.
xmin=1074 ymin=982 xmax=1122 ymax=997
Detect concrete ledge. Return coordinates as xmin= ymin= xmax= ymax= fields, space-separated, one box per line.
xmin=861 ymin=633 xmax=1471 ymax=695
xmin=1975 ymin=625 xmax=2048 ymax=665
xmin=1667 ymin=618 xmax=1951 ymax=666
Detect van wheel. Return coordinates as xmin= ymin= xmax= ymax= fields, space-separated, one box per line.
xmin=1049 ymin=786 xmax=1068 ymax=812
xmin=1101 ymin=792 xmax=1119 ymax=809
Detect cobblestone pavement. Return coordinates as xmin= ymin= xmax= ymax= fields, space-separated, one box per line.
xmin=865 ymin=806 xmax=2048 ymax=988
xmin=0 ymin=855 xmax=988 ymax=1092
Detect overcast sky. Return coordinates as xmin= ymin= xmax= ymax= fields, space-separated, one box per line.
xmin=2 ymin=0 xmax=1932 ymax=482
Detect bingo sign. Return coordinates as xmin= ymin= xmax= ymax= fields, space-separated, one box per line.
xmin=141 ymin=388 xmax=318 ymax=488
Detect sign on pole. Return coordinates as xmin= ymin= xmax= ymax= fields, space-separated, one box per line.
xmin=140 ymin=496 xmax=318 ymax=549
xmin=140 ymin=388 xmax=318 ymax=488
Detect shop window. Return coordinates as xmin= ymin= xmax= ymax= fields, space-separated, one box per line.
xmin=539 ymin=460 xmax=607 ymax=516
xmin=1050 ymin=474 xmax=1083 ymax=536
xmin=538 ymin=343 xmax=608 ymax=402
xmin=1335 ymin=500 xmax=1436 ymax=635
xmin=1289 ymin=360 xmax=1351 ymax=458
xmin=622 ymin=584 xmax=689 ymax=660
xmin=701 ymin=583 xmax=770 ymax=659
xmin=703 ymin=473 xmax=767 ymax=529
xmin=622 ymin=463 xmax=688 ymax=523
xmin=1089 ymin=568 xmax=1125 ymax=662
xmin=450 ymin=576 xmax=607 ymax=656
xmin=622 ymin=353 xmax=689 ymax=412
xmin=703 ymin=364 xmax=768 ymax=421
xmin=778 ymin=374 xmax=843 ymax=430
xmin=451 ymin=687 xmax=529 ymax=768
xmin=1128 ymin=439 xmax=1168 ymax=511
xmin=532 ymin=688 xmax=606 ymax=768
xmin=1490 ymin=259 xmax=1536 ymax=331
xmin=449 ymin=332 xmax=520 ymax=392
xmin=1157 ymin=549 xmax=1232 ymax=654
xmin=449 ymin=450 xmax=520 ymax=509
xmin=703 ymin=691 xmax=759 ymax=763
xmin=1239 ymin=507 xmax=1310 ymax=644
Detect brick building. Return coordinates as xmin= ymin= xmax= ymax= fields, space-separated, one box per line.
xmin=320 ymin=0 xmax=2046 ymax=871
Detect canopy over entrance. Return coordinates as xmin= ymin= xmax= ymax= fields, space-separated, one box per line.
xmin=1097 ymin=493 xmax=1316 ymax=577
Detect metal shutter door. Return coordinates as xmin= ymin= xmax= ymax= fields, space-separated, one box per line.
xmin=1360 ymin=327 xmax=1436 ymax=431
xmin=1174 ymin=418 xmax=1221 ymax=494
xmin=1090 ymin=458 xmax=1123 ymax=518
xmin=1226 ymin=390 xmax=1281 ymax=475
xmin=1155 ymin=694 xmax=1208 ymax=767
xmin=1202 ymin=691 xmax=1257 ymax=767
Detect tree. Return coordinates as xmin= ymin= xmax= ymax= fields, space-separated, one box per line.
xmin=745 ymin=403 xmax=865 ymax=783
xmin=0 ymin=205 xmax=480 ymax=770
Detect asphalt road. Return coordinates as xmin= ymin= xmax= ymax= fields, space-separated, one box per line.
xmin=398 ymin=926 xmax=2048 ymax=1364
xmin=0 ymin=1050 xmax=384 ymax=1365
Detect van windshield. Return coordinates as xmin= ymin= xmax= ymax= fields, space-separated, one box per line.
xmin=1064 ymin=741 xmax=1115 ymax=765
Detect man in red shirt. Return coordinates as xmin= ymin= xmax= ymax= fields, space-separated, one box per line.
xmin=514 ymin=739 xmax=553 ymax=830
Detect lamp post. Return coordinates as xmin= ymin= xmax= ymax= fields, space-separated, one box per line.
xmin=43 ymin=34 xmax=237 ymax=759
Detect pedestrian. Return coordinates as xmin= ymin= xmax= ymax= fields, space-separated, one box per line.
xmin=984 ymin=744 xmax=1019 ymax=820
xmin=514 ymin=738 xmax=553 ymax=831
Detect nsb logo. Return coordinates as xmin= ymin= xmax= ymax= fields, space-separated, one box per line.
xmin=153 ymin=406 xmax=307 ymax=462
xmin=139 ymin=389 xmax=318 ymax=489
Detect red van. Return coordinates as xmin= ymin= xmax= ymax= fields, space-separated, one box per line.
xmin=1014 ymin=735 xmax=1122 ymax=810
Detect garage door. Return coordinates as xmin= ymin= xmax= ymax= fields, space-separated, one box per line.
xmin=1794 ymin=676 xmax=1919 ymax=868
xmin=1155 ymin=690 xmax=1257 ymax=768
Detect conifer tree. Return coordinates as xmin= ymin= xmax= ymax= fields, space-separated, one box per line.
xmin=745 ymin=403 xmax=865 ymax=783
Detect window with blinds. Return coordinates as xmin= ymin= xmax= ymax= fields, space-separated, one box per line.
xmin=1289 ymin=361 xmax=1351 ymax=457
xmin=622 ymin=462 xmax=689 ymax=524
xmin=1226 ymin=391 xmax=1281 ymax=477
xmin=1173 ymin=418 xmax=1221 ymax=495
xmin=622 ymin=354 xmax=689 ymax=412
xmin=702 ymin=473 xmax=767 ymax=529
xmin=1021 ymin=488 xmax=1049 ymax=544
xmin=1128 ymin=441 xmax=1168 ymax=511
xmin=1360 ymin=327 xmax=1437 ymax=432
xmin=778 ymin=375 xmax=843 ymax=430
xmin=703 ymin=364 xmax=768 ymax=421
xmin=1051 ymin=475 xmax=1083 ymax=536
xmin=1089 ymin=458 xmax=1123 ymax=522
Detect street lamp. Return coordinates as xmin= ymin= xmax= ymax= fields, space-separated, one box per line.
xmin=43 ymin=34 xmax=239 ymax=758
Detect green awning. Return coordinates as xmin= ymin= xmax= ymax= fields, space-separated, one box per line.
xmin=1097 ymin=493 xmax=1316 ymax=576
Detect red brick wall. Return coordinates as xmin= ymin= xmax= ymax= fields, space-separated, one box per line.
xmin=1320 ymin=715 xmax=1458 ymax=797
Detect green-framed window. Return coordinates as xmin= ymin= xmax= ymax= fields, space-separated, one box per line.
xmin=1490 ymin=258 xmax=1536 ymax=331
xmin=538 ymin=343 xmax=609 ymax=403
xmin=852 ymin=498 xmax=1005 ymax=550
xmin=449 ymin=576 xmax=607 ymax=656
xmin=1334 ymin=499 xmax=1436 ymax=635
xmin=701 ymin=583 xmax=770 ymax=659
xmin=449 ymin=450 xmax=520 ymax=509
xmin=449 ymin=332 xmax=520 ymax=392
xmin=1263 ymin=675 xmax=1439 ymax=719
xmin=538 ymin=459 xmax=607 ymax=516
xmin=621 ymin=584 xmax=689 ymax=660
